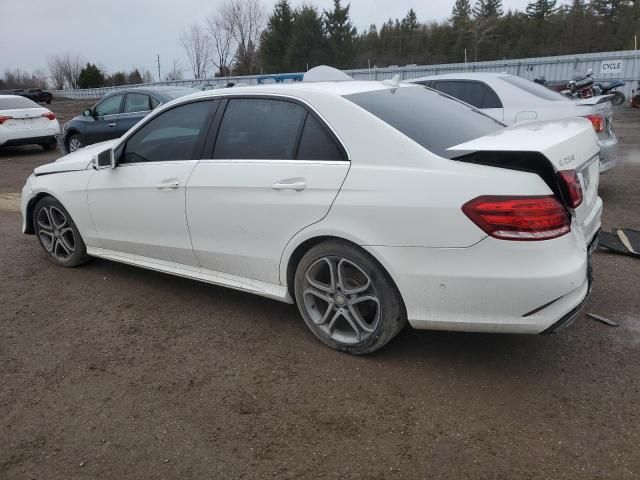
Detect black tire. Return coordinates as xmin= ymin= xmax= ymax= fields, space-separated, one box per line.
xmin=66 ymin=134 xmax=83 ymax=153
xmin=40 ymin=140 xmax=57 ymax=151
xmin=611 ymin=91 xmax=625 ymax=106
xmin=294 ymin=240 xmax=406 ymax=355
xmin=46 ymin=99 xmax=52 ymax=104
xmin=33 ymin=196 xmax=90 ymax=268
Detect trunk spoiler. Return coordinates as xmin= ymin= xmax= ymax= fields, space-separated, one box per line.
xmin=575 ymin=95 xmax=614 ymax=106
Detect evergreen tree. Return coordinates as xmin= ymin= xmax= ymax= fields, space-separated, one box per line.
xmin=401 ymin=9 xmax=418 ymax=31
xmin=78 ymin=63 xmax=105 ymax=88
xmin=526 ymin=0 xmax=558 ymax=19
xmin=324 ymin=0 xmax=357 ymax=68
xmin=451 ymin=0 xmax=473 ymax=26
xmin=260 ymin=0 xmax=294 ymax=73
xmin=473 ymin=0 xmax=504 ymax=18
xmin=287 ymin=5 xmax=329 ymax=71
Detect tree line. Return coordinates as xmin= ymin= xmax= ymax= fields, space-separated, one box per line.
xmin=1 ymin=0 xmax=638 ymax=89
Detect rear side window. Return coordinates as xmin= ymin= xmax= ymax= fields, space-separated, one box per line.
xmin=345 ymin=86 xmax=504 ymax=159
xmin=297 ymin=115 xmax=344 ymax=161
xmin=214 ymin=98 xmax=306 ymax=160
xmin=121 ymin=100 xmax=215 ymax=163
xmin=433 ymin=81 xmax=502 ymax=109
xmin=124 ymin=93 xmax=151 ymax=113
xmin=0 ymin=96 xmax=39 ymax=109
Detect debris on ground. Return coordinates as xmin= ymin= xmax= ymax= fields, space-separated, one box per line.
xmin=598 ymin=229 xmax=640 ymax=258
xmin=586 ymin=312 xmax=620 ymax=327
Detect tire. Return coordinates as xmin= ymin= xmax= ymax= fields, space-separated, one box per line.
xmin=294 ymin=240 xmax=406 ymax=355
xmin=40 ymin=140 xmax=57 ymax=151
xmin=33 ymin=196 xmax=90 ymax=268
xmin=611 ymin=91 xmax=625 ymax=106
xmin=67 ymin=134 xmax=83 ymax=153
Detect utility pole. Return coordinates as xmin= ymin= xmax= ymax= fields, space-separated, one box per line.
xmin=156 ymin=54 xmax=161 ymax=83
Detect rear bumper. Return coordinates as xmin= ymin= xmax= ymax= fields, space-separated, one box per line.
xmin=598 ymin=135 xmax=618 ymax=173
xmin=0 ymin=124 xmax=60 ymax=147
xmin=365 ymin=231 xmax=592 ymax=334
xmin=2 ymin=135 xmax=58 ymax=147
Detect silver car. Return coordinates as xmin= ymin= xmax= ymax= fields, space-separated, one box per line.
xmin=408 ymin=72 xmax=618 ymax=173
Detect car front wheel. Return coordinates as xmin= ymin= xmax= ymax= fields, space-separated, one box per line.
xmin=294 ymin=240 xmax=406 ymax=354
xmin=67 ymin=134 xmax=83 ymax=153
xmin=33 ymin=196 xmax=89 ymax=267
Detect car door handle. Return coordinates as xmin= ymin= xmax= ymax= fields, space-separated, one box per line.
xmin=108 ymin=122 xmax=117 ymax=127
xmin=272 ymin=180 xmax=306 ymax=191
xmin=155 ymin=181 xmax=180 ymax=190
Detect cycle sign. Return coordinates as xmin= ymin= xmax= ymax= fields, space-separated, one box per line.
xmin=600 ymin=60 xmax=624 ymax=74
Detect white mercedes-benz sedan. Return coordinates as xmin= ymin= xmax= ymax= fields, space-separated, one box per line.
xmin=0 ymin=95 xmax=60 ymax=150
xmin=21 ymin=81 xmax=602 ymax=354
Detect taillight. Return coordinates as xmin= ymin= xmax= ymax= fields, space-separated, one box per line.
xmin=584 ymin=114 xmax=604 ymax=133
xmin=557 ymin=170 xmax=583 ymax=209
xmin=0 ymin=115 xmax=12 ymax=124
xmin=462 ymin=195 xmax=570 ymax=241
xmin=41 ymin=112 xmax=56 ymax=121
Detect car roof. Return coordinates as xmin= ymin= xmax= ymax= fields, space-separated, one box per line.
xmin=180 ymin=80 xmax=417 ymax=102
xmin=101 ymin=85 xmax=199 ymax=99
xmin=407 ymin=72 xmax=510 ymax=82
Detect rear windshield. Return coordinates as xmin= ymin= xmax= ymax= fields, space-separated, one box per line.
xmin=344 ymin=86 xmax=504 ymax=158
xmin=0 ymin=96 xmax=40 ymax=110
xmin=501 ymin=75 xmax=570 ymax=102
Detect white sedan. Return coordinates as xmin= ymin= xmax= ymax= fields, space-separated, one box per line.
xmin=0 ymin=95 xmax=60 ymax=150
xmin=408 ymin=73 xmax=618 ymax=173
xmin=21 ymin=81 xmax=602 ymax=354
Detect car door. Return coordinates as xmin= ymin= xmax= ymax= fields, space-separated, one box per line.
xmin=433 ymin=80 xmax=504 ymax=121
xmin=87 ymin=99 xmax=219 ymax=266
xmin=186 ymin=96 xmax=350 ymax=285
xmin=117 ymin=93 xmax=157 ymax=137
xmin=85 ymin=93 xmax=125 ymax=144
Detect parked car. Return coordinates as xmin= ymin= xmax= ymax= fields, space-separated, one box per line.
xmin=0 ymin=95 xmax=60 ymax=150
xmin=62 ymin=86 xmax=198 ymax=153
xmin=408 ymin=73 xmax=618 ymax=173
xmin=16 ymin=88 xmax=53 ymax=104
xmin=21 ymin=81 xmax=602 ymax=354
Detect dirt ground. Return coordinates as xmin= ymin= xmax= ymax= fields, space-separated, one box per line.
xmin=1 ymin=100 xmax=640 ymax=480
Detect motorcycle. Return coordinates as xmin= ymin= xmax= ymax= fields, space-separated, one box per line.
xmin=534 ymin=72 xmax=595 ymax=99
xmin=631 ymin=81 xmax=640 ymax=108
xmin=594 ymin=79 xmax=626 ymax=106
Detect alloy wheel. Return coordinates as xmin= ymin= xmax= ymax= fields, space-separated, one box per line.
xmin=36 ymin=205 xmax=76 ymax=261
xmin=68 ymin=137 xmax=83 ymax=152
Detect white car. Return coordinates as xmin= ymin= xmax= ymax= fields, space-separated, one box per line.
xmin=21 ymin=81 xmax=602 ymax=354
xmin=408 ymin=73 xmax=618 ymax=173
xmin=0 ymin=95 xmax=60 ymax=150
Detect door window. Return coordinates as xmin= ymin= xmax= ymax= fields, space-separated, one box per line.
xmin=95 ymin=94 xmax=124 ymax=116
xmin=296 ymin=114 xmax=345 ymax=161
xmin=123 ymin=93 xmax=152 ymax=113
xmin=120 ymin=100 xmax=215 ymax=164
xmin=213 ymin=98 xmax=306 ymax=160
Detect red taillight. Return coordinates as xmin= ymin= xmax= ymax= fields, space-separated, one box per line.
xmin=0 ymin=115 xmax=12 ymax=124
xmin=462 ymin=195 xmax=570 ymax=241
xmin=584 ymin=114 xmax=604 ymax=133
xmin=557 ymin=170 xmax=583 ymax=209
xmin=41 ymin=112 xmax=56 ymax=121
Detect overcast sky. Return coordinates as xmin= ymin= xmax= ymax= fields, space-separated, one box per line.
xmin=1 ymin=0 xmax=534 ymax=80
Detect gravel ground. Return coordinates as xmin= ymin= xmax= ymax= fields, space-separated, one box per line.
xmin=1 ymin=101 xmax=639 ymax=479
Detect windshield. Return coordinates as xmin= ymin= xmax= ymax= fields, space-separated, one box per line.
xmin=344 ymin=86 xmax=504 ymax=159
xmin=0 ymin=96 xmax=40 ymax=110
xmin=501 ymin=75 xmax=570 ymax=102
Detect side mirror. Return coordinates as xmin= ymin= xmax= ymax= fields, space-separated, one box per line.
xmin=83 ymin=109 xmax=93 ymax=117
xmin=92 ymin=148 xmax=116 ymax=170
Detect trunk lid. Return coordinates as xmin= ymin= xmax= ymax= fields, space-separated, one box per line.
xmin=0 ymin=107 xmax=52 ymax=130
xmin=448 ymin=118 xmax=601 ymax=244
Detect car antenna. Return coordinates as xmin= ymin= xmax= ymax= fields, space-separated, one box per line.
xmin=382 ymin=74 xmax=400 ymax=90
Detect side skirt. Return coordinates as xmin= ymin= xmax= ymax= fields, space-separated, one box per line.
xmin=86 ymin=246 xmax=293 ymax=304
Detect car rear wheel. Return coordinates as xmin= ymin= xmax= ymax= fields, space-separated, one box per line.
xmin=40 ymin=140 xmax=57 ymax=151
xmin=33 ymin=196 xmax=90 ymax=267
xmin=68 ymin=135 xmax=83 ymax=152
xmin=294 ymin=240 xmax=406 ymax=354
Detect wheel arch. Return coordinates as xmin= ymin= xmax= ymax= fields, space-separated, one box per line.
xmin=283 ymin=234 xmax=407 ymax=318
xmin=24 ymin=192 xmax=62 ymax=235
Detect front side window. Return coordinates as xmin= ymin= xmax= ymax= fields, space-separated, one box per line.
xmin=120 ymin=100 xmax=215 ymax=164
xmin=123 ymin=93 xmax=151 ymax=113
xmin=95 ymin=94 xmax=124 ymax=116
xmin=213 ymin=98 xmax=306 ymax=160
xmin=345 ymin=86 xmax=504 ymax=159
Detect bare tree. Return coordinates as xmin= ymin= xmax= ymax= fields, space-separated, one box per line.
xmin=47 ymin=55 xmax=67 ymax=89
xmin=206 ymin=12 xmax=234 ymax=76
xmin=55 ymin=53 xmax=84 ymax=89
xmin=180 ymin=24 xmax=211 ymax=79
xmin=165 ymin=59 xmax=184 ymax=81
xmin=219 ymin=0 xmax=266 ymax=75
xmin=142 ymin=70 xmax=154 ymax=83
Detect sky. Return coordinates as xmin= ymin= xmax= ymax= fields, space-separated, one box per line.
xmin=0 ymin=0 xmax=534 ymax=80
